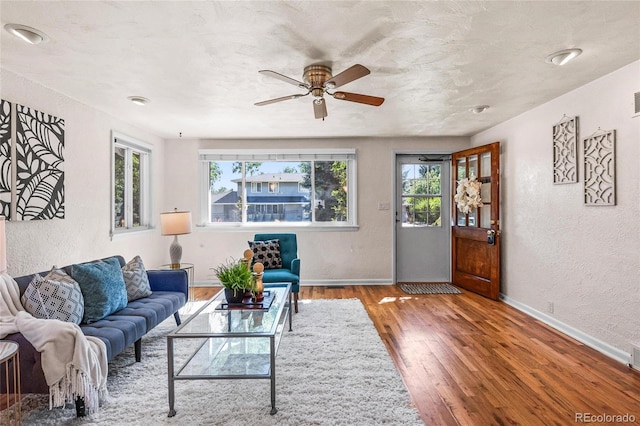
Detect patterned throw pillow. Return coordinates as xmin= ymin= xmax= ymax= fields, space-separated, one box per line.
xmin=71 ymin=257 xmax=128 ymax=324
xmin=45 ymin=266 xmax=79 ymax=285
xmin=122 ymin=255 xmax=152 ymax=301
xmin=21 ymin=274 xmax=84 ymax=324
xmin=248 ymin=239 xmax=282 ymax=270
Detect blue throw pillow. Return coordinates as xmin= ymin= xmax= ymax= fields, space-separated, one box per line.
xmin=71 ymin=257 xmax=128 ymax=324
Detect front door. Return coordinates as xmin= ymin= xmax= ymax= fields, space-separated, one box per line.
xmin=395 ymin=154 xmax=451 ymax=282
xmin=451 ymin=142 xmax=501 ymax=300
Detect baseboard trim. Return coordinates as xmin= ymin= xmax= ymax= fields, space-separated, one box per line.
xmin=501 ymin=294 xmax=631 ymax=366
xmin=193 ymin=279 xmax=394 ymax=287
xmin=301 ymin=279 xmax=393 ymax=286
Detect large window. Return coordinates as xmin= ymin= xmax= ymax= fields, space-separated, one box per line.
xmin=112 ymin=132 xmax=152 ymax=235
xmin=199 ymin=149 xmax=357 ymax=227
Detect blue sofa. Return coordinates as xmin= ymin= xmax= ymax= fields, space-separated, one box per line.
xmin=1 ymin=255 xmax=188 ymax=395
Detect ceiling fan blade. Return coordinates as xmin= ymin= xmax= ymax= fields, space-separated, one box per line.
xmin=254 ymin=93 xmax=308 ymax=106
xmin=325 ymin=64 xmax=370 ymax=88
xmin=332 ymin=91 xmax=384 ymax=106
xmin=259 ymin=70 xmax=308 ymax=88
xmin=313 ymin=98 xmax=327 ymax=119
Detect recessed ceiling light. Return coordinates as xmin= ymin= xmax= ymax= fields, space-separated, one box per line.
xmin=545 ymin=48 xmax=582 ymax=66
xmin=128 ymin=96 xmax=150 ymax=106
xmin=469 ymin=105 xmax=489 ymax=114
xmin=4 ymin=23 xmax=49 ymax=45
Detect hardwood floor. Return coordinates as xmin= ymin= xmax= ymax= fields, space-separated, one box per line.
xmin=4 ymin=286 xmax=637 ymax=424
xmin=197 ymin=285 xmax=640 ymax=425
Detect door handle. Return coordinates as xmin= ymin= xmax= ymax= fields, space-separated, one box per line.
xmin=487 ymin=230 xmax=496 ymax=245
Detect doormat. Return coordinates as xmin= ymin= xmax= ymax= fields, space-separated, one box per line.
xmin=398 ymin=283 xmax=462 ymax=295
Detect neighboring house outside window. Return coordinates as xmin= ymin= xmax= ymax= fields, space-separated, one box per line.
xmin=199 ymin=149 xmax=357 ymax=228
xmin=111 ymin=132 xmax=152 ymax=236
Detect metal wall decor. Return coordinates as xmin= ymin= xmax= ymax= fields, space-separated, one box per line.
xmin=0 ymin=100 xmax=65 ymax=220
xmin=583 ymin=128 xmax=616 ymax=206
xmin=552 ymin=115 xmax=578 ymax=184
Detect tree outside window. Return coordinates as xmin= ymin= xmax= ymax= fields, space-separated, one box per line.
xmin=401 ymin=164 xmax=441 ymax=227
xmin=112 ymin=134 xmax=151 ymax=233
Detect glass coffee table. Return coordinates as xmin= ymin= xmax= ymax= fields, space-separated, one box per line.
xmin=167 ymin=283 xmax=292 ymax=417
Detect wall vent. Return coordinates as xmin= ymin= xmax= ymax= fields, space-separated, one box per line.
xmin=634 ymin=92 xmax=640 ymax=117
xmin=631 ymin=345 xmax=640 ymax=371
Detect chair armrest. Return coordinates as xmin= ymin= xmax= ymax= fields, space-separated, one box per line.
xmin=147 ymin=269 xmax=188 ymax=300
xmin=291 ymin=258 xmax=300 ymax=276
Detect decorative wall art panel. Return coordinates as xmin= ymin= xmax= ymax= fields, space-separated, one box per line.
xmin=552 ymin=116 xmax=578 ymax=184
xmin=15 ymin=104 xmax=65 ymax=220
xmin=0 ymin=100 xmax=11 ymax=219
xmin=583 ymin=129 xmax=616 ymax=206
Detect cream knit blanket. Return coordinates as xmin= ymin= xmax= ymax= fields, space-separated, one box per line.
xmin=0 ymin=273 xmax=108 ymax=411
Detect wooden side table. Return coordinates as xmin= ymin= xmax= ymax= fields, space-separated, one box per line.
xmin=159 ymin=263 xmax=195 ymax=302
xmin=0 ymin=340 xmax=20 ymax=425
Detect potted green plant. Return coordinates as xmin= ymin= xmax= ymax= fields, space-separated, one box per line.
xmin=213 ymin=258 xmax=253 ymax=304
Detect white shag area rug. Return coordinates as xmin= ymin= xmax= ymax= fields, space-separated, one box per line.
xmin=19 ymin=298 xmax=423 ymax=425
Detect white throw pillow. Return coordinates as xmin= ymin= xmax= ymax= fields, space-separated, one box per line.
xmin=21 ymin=274 xmax=84 ymax=324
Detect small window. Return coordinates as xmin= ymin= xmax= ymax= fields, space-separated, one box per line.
xmin=401 ymin=163 xmax=442 ymax=227
xmin=251 ymin=182 xmax=262 ymax=193
xmin=112 ymin=132 xmax=152 ymax=235
xmin=268 ymin=182 xmax=279 ymax=193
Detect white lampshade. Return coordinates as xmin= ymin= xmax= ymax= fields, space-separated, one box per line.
xmin=160 ymin=209 xmax=192 ymax=236
xmin=0 ymin=216 xmax=6 ymax=273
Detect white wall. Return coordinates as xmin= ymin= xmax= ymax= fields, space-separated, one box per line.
xmin=163 ymin=136 xmax=470 ymax=284
xmin=471 ymin=61 xmax=640 ymax=359
xmin=1 ymin=70 xmax=167 ymax=276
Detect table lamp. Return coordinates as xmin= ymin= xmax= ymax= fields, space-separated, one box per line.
xmin=160 ymin=209 xmax=192 ymax=269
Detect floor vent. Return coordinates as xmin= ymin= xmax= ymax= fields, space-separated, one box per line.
xmin=631 ymin=345 xmax=640 ymax=371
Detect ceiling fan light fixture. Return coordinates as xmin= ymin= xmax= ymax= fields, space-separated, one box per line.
xmin=128 ymin=96 xmax=150 ymax=106
xmin=4 ymin=23 xmax=49 ymax=45
xmin=546 ymin=48 xmax=582 ymax=66
xmin=469 ymin=105 xmax=489 ymax=114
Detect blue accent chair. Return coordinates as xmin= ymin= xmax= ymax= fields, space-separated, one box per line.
xmin=253 ymin=233 xmax=300 ymax=313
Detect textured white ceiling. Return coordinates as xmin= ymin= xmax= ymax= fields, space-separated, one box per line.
xmin=1 ymin=1 xmax=639 ymax=139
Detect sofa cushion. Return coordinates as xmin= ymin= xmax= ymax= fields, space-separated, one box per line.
xmin=122 ymin=255 xmax=152 ymax=301
xmin=71 ymin=257 xmax=128 ymax=324
xmin=248 ymin=239 xmax=282 ymax=269
xmin=21 ymin=275 xmax=84 ymax=324
xmin=117 ymin=291 xmax=185 ymax=330
xmin=81 ymin=315 xmax=147 ymax=361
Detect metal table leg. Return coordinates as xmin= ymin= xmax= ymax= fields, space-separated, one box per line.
xmin=167 ymin=337 xmax=176 ymax=417
xmin=270 ymin=336 xmax=277 ymax=415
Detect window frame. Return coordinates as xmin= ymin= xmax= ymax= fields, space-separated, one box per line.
xmin=198 ymin=148 xmax=358 ymax=229
xmin=251 ymin=182 xmax=262 ymax=193
xmin=111 ymin=131 xmax=153 ymax=238
xmin=400 ymin=162 xmax=443 ymax=228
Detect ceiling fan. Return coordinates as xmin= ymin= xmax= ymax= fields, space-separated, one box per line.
xmin=254 ymin=64 xmax=384 ymax=120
